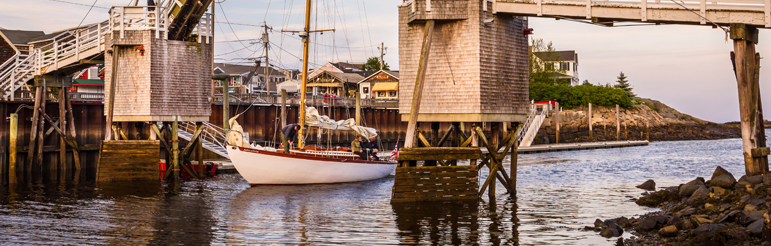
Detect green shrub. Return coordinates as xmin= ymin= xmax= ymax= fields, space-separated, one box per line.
xmin=529 ymin=82 xmax=632 ymax=109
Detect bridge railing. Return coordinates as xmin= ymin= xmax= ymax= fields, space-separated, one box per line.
xmin=192 ymin=13 xmax=214 ymax=43
xmin=35 ymin=20 xmax=110 ymax=74
xmin=109 ymin=6 xmax=170 ymax=39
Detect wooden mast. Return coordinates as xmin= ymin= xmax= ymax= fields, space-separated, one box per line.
xmin=297 ymin=0 xmax=312 ymax=148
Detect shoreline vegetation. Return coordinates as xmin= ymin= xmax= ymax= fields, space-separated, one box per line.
xmin=532 ymin=97 xmax=741 ymax=145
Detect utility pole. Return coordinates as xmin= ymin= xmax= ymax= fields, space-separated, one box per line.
xmin=262 ymin=22 xmax=274 ymax=94
xmin=377 ymin=42 xmax=387 ymax=70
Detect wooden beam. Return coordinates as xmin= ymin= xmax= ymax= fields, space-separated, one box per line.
xmin=59 ymin=89 xmax=67 ymax=172
xmin=25 ymin=86 xmax=43 ymax=171
xmin=398 ymin=147 xmax=483 ymax=161
xmin=9 ymin=114 xmax=17 ymax=184
xmin=404 ymin=20 xmax=436 ymax=148
xmin=65 ymin=90 xmax=80 ymax=170
xmin=436 ymin=125 xmax=454 ymax=147
xmin=417 ymin=130 xmax=432 ymax=147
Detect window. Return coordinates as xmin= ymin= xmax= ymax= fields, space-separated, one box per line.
xmin=560 ymin=62 xmax=569 ymax=71
xmin=363 ymin=87 xmax=369 ymax=94
xmin=389 ymin=91 xmax=397 ymax=97
xmin=378 ymin=92 xmax=386 ymax=97
xmin=573 ymin=62 xmax=577 ymax=72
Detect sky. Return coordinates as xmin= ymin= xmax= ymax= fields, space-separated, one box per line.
xmin=1 ymin=0 xmax=769 ymax=123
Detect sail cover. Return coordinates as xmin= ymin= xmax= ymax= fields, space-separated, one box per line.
xmin=305 ymin=107 xmax=378 ymax=139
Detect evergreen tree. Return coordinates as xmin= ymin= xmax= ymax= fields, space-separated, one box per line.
xmin=362 ymin=57 xmax=389 ymax=71
xmin=614 ymin=72 xmax=635 ymax=98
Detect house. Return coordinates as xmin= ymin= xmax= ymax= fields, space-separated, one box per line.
xmin=213 ymin=62 xmax=287 ymax=94
xmin=533 ymin=50 xmax=580 ymax=86
xmin=306 ymin=62 xmax=373 ymax=98
xmin=0 ymin=29 xmax=46 ymax=63
xmin=276 ymin=79 xmax=302 ymax=96
xmin=69 ymin=65 xmax=104 ymax=94
xmin=358 ymin=70 xmax=399 ymax=100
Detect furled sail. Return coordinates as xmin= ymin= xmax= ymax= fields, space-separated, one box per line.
xmin=304 ymin=107 xmax=378 ymax=139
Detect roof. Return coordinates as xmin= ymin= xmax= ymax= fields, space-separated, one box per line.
xmin=308 ymin=69 xmax=364 ymax=83
xmin=0 ymin=30 xmax=46 ymax=45
xmin=73 ymin=79 xmax=105 ymax=86
xmin=213 ymin=63 xmax=283 ymax=76
xmin=277 ymin=80 xmax=301 ymax=93
xmin=28 ymin=31 xmax=66 ymax=44
xmin=330 ymin=62 xmax=364 ymax=71
xmin=372 ymin=82 xmax=398 ymax=91
xmin=359 ymin=70 xmax=399 ymax=83
xmin=533 ymin=50 xmax=576 ymax=62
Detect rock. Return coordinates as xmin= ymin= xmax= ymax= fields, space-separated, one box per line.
xmin=719 ymin=204 xmax=731 ymax=212
xmin=689 ymin=186 xmax=711 ymax=201
xmin=658 ymin=225 xmax=679 ymax=237
xmin=678 ymin=207 xmax=696 ymax=217
xmin=718 ymin=210 xmax=741 ymax=223
xmin=692 ymin=223 xmax=725 ymax=235
xmin=636 ymin=189 xmax=678 ymax=207
xmin=680 ymin=185 xmax=705 ymax=197
xmin=711 ymin=166 xmax=732 ymax=181
xmin=736 ymin=180 xmax=752 ymax=191
xmin=705 ymin=203 xmax=719 ymax=212
xmin=615 ymin=238 xmax=623 ymax=246
xmin=711 ymin=174 xmax=737 ymax=189
xmin=749 ymin=219 xmax=764 ymax=235
xmin=683 ymin=219 xmax=695 ymax=230
xmin=638 ymin=217 xmax=660 ymax=231
xmin=741 ymin=194 xmax=751 ymax=202
xmin=636 ymin=179 xmax=656 ymax=191
xmin=686 ymin=177 xmax=706 ymax=186
xmin=726 ymin=227 xmax=749 ymax=240
xmin=599 ymin=227 xmax=615 ymax=238
xmin=748 ymin=197 xmax=766 ymax=207
xmin=745 ymin=204 xmax=757 ymax=211
xmin=763 ymin=173 xmax=771 ymax=184
xmin=744 ymin=210 xmax=765 ymax=222
xmin=594 ymin=219 xmax=602 ymax=228
xmin=710 ymin=186 xmax=726 ymax=196
xmin=691 ymin=215 xmax=714 ymax=225
xmin=748 ymin=175 xmax=764 ymax=185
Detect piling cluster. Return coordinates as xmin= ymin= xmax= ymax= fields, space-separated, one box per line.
xmin=591 ymin=166 xmax=771 ymax=246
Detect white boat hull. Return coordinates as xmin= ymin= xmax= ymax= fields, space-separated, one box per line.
xmin=226 ymin=145 xmax=397 ymax=185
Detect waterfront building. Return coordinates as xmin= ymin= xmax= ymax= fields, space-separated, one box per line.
xmin=213 ymin=62 xmax=286 ymax=94
xmin=0 ymin=29 xmax=45 ymax=61
xmin=532 ymin=50 xmax=580 ymax=85
xmin=307 ymin=62 xmax=375 ymax=98
xmin=70 ymin=65 xmax=105 ymax=94
xmin=277 ymin=79 xmax=301 ymax=96
xmin=358 ymin=70 xmax=399 ymax=100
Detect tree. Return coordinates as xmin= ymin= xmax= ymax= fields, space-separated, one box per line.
xmin=581 ymin=80 xmax=591 ymax=86
xmin=614 ymin=72 xmax=635 ymax=98
xmin=362 ymin=57 xmax=389 ymax=71
xmin=529 ymin=38 xmax=568 ymax=85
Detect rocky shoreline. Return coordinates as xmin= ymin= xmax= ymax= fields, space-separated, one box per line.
xmin=533 ymin=98 xmax=741 ymax=145
xmin=590 ymin=167 xmax=771 ymax=246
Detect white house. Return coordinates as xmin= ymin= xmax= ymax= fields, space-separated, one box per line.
xmin=533 ymin=50 xmax=579 ymax=86
xmin=358 ymin=70 xmax=399 ymax=100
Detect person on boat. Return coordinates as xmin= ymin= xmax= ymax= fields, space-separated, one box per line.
xmin=351 ymin=136 xmax=367 ymax=160
xmin=281 ymin=123 xmax=299 ymax=153
xmin=366 ymin=137 xmax=380 ymax=161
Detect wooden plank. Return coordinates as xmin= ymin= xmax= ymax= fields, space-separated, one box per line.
xmin=97 ymin=140 xmax=161 ymax=182
xmin=396 ymin=171 xmax=478 ymax=179
xmin=398 ymin=147 xmax=482 ymax=161
xmin=752 ymin=147 xmax=771 ymax=157
xmin=394 ymin=177 xmax=478 ymax=186
xmin=396 ymin=165 xmax=477 ymax=171
xmin=392 ymin=183 xmax=479 ymax=192
xmin=404 ymin=20 xmax=435 ymax=148
xmin=392 ymin=189 xmax=478 ymax=199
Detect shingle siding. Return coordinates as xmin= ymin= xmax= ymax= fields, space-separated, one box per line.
xmin=105 ymin=30 xmax=212 ymax=119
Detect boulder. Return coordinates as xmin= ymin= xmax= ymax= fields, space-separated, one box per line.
xmin=638 ymin=217 xmax=660 ymax=231
xmin=711 ymin=166 xmax=732 ymax=181
xmin=726 ymin=227 xmax=749 ymax=240
xmin=711 ymin=174 xmax=737 ymax=189
xmin=748 ymin=175 xmax=764 ymax=185
xmin=710 ymin=186 xmax=726 ymax=196
xmin=763 ymin=173 xmax=771 ymax=184
xmin=689 ymin=186 xmax=711 ymax=201
xmin=736 ymin=179 xmax=752 ymax=191
xmin=636 ymin=179 xmax=656 ymax=191
xmin=744 ymin=210 xmax=765 ymax=222
xmin=594 ymin=219 xmax=602 ymax=228
xmin=692 ymin=223 xmax=725 ymax=235
xmin=685 ymin=177 xmax=706 ymax=186
xmin=749 ymin=219 xmax=764 ymax=236
xmin=680 ymin=185 xmax=705 ymax=197
xmin=636 ymin=189 xmax=678 ymax=207
xmin=683 ymin=219 xmax=695 ymax=230
xmin=658 ymin=225 xmax=679 ymax=237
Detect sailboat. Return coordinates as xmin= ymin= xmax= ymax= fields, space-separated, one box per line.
xmin=225 ymin=0 xmax=397 ymax=185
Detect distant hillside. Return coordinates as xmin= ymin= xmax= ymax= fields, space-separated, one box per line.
xmin=637 ymin=98 xmax=708 ymax=124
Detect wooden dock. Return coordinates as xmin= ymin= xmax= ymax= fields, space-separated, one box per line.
xmin=482 ymin=140 xmax=649 ymax=155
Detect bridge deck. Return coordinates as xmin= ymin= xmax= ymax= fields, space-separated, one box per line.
xmin=495 ymin=0 xmax=771 ymax=27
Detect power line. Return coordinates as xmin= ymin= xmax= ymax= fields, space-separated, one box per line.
xmin=45 ymin=0 xmax=109 ymax=9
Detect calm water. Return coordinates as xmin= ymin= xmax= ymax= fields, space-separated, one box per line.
xmin=0 ymin=135 xmax=753 ymax=245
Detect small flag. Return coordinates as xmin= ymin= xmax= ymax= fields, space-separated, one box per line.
xmin=390 ymin=136 xmax=400 ymax=161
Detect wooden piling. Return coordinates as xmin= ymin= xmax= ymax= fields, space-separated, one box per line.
xmin=511 ymin=122 xmax=521 ymax=197
xmin=65 ymin=90 xmax=81 ymax=170
xmin=489 ymin=122 xmax=500 ymax=199
xmin=730 ymin=23 xmax=769 ymax=175
xmin=172 ymin=119 xmax=180 ymax=179
xmin=35 ymin=85 xmax=47 ymax=171
xmin=355 ymin=92 xmax=361 ymax=126
xmin=58 ymin=89 xmax=66 ymax=173
xmin=588 ymin=103 xmax=592 ymax=141
xmin=197 ymin=122 xmax=204 ymax=179
xmin=106 ymin=47 xmax=119 ymax=141
xmin=404 ymin=20 xmax=435 ymax=148
xmin=223 ymin=79 xmax=230 ymax=132
xmin=25 ymin=86 xmax=43 ymax=170
xmin=9 ymin=113 xmax=17 ymax=184
xmin=281 ymin=89 xmax=287 ymax=128
xmin=555 ymin=102 xmax=560 ymax=144
xmin=616 ymin=104 xmax=621 ymax=141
